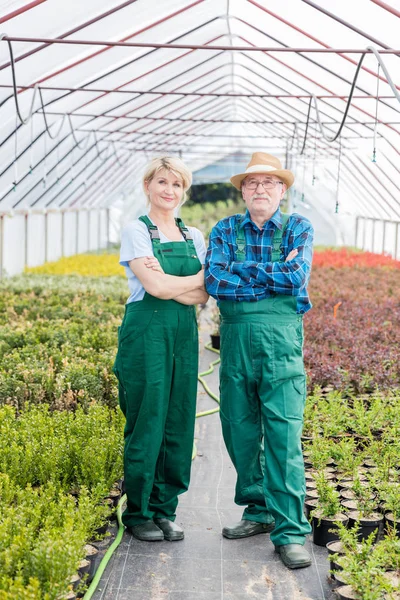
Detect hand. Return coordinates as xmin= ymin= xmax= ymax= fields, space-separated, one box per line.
xmin=143 ymin=256 xmax=164 ymax=273
xmin=285 ymin=249 xmax=298 ymax=262
xmin=194 ymin=269 xmax=205 ymax=288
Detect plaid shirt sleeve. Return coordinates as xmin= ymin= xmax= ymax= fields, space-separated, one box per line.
xmin=205 ymin=221 xmax=267 ymax=301
xmin=230 ymin=217 xmax=314 ymax=295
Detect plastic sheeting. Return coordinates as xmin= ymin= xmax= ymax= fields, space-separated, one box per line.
xmin=1 ymin=0 xmax=400 ymax=273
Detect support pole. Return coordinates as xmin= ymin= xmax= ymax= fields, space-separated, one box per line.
xmin=24 ymin=212 xmax=29 ymax=268
xmin=106 ymin=208 xmax=110 ymax=249
xmin=44 ymin=211 xmax=48 ymax=263
xmin=395 ymin=222 xmax=399 ymax=260
xmin=76 ymin=210 xmax=79 ymax=255
xmin=371 ymin=218 xmax=376 ymax=253
xmin=362 ymin=217 xmax=367 ymax=251
xmin=0 ymin=214 xmax=4 ymax=279
xmin=382 ymin=221 xmax=386 ymax=254
xmin=61 ymin=211 xmax=65 ymax=257
xmin=87 ymin=209 xmax=91 ymax=252
xmin=355 ymin=216 xmax=359 ymax=248
xmin=97 ymin=209 xmax=101 ymax=254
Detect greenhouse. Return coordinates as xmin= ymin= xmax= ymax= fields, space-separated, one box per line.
xmin=0 ymin=0 xmax=399 ymax=599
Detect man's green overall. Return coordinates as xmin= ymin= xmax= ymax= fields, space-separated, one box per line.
xmin=113 ymin=216 xmax=201 ymax=528
xmin=219 ymin=215 xmax=312 ymax=546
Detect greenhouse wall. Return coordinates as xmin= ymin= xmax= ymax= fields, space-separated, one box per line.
xmin=0 ymin=208 xmax=110 ymax=277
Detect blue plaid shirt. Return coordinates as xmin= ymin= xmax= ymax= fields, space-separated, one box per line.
xmin=205 ymin=209 xmax=314 ymax=314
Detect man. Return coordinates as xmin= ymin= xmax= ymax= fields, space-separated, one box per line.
xmin=205 ymin=152 xmax=314 ymax=569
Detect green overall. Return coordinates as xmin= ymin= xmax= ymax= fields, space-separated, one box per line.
xmin=113 ymin=216 xmax=201 ymax=528
xmin=219 ymin=215 xmax=312 ymax=546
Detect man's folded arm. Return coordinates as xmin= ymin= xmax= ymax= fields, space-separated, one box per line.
xmin=230 ymin=220 xmax=314 ymax=295
xmin=205 ymin=226 xmax=267 ymax=301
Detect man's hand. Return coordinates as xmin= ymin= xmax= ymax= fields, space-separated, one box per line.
xmin=285 ymin=249 xmax=298 ymax=262
xmin=143 ymin=256 xmax=164 ymax=273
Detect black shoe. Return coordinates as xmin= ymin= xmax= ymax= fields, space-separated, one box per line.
xmin=222 ymin=519 xmax=275 ymax=539
xmin=128 ymin=521 xmax=164 ymax=541
xmin=275 ymin=544 xmax=312 ymax=569
xmin=153 ymin=518 xmax=184 ymax=541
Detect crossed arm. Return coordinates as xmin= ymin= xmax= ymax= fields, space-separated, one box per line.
xmin=129 ymin=257 xmax=209 ymax=305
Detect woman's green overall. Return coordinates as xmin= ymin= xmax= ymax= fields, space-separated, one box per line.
xmin=219 ymin=216 xmax=312 ymax=546
xmin=113 ymin=216 xmax=201 ymax=528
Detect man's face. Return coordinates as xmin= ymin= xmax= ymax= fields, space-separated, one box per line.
xmin=242 ymin=174 xmax=287 ymax=218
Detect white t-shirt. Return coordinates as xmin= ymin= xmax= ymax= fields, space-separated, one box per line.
xmin=120 ymin=217 xmax=207 ymax=303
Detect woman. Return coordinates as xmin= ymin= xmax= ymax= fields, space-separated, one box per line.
xmin=114 ymin=157 xmax=208 ymax=542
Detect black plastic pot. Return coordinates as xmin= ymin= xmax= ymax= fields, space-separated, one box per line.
xmin=335 ymin=585 xmax=359 ymax=599
xmin=78 ymin=559 xmax=90 ymax=578
xmin=326 ymin=540 xmax=344 ymax=574
xmin=304 ymin=498 xmax=319 ymax=520
xmin=210 ymin=334 xmax=220 ymax=349
xmin=69 ymin=574 xmax=81 ymax=591
xmin=384 ymin=513 xmax=400 ymax=538
xmin=347 ymin=511 xmax=383 ymax=542
xmin=312 ymin=511 xmax=348 ymax=547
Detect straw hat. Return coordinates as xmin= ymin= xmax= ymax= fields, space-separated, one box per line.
xmin=230 ymin=152 xmax=294 ymax=190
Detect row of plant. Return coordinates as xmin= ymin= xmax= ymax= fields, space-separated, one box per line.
xmin=305 ymin=262 xmax=400 ymax=394
xmin=0 ymin=275 xmax=126 ymax=410
xmin=302 ymin=390 xmax=400 ymax=598
xmin=0 ymin=403 xmax=124 ymax=599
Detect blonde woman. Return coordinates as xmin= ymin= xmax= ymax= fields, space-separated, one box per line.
xmin=114 ymin=157 xmax=208 ymax=542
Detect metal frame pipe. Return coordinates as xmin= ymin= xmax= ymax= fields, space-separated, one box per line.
xmin=2 ymin=36 xmax=400 ymax=53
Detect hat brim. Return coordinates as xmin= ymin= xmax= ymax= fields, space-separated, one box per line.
xmin=230 ymin=169 xmax=294 ymax=191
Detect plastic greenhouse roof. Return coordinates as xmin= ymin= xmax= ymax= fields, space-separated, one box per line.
xmin=0 ymin=0 xmax=400 ymax=219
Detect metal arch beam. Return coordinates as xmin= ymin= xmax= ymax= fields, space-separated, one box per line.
xmin=2 ymin=35 xmax=400 ymax=53
xmin=0 ymin=83 xmax=396 ymax=99
xmin=247 ymin=1 xmax=400 ymax=88
xmin=371 ymin=0 xmax=400 ymax=19
xmin=0 ymin=0 xmax=140 ymax=70
xmin=0 ymin=0 xmax=46 ymax=25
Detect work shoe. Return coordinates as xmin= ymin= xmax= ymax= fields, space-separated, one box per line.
xmin=128 ymin=521 xmax=164 ymax=541
xmin=154 ymin=518 xmax=184 ymax=541
xmin=275 ymin=544 xmax=312 ymax=569
xmin=222 ymin=519 xmax=275 ymax=539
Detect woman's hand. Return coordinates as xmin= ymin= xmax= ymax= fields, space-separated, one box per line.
xmin=285 ymin=249 xmax=298 ymax=262
xmin=143 ymin=256 xmax=164 ymax=274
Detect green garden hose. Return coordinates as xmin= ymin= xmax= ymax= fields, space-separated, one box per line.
xmin=82 ymin=494 xmax=127 ymax=600
xmin=83 ymin=343 xmax=220 ymax=599
xmin=196 ymin=343 xmax=221 ymax=418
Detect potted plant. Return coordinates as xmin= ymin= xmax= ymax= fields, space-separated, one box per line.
xmin=346 ymin=476 xmax=383 ymax=542
xmin=311 ymin=473 xmax=348 ymax=547
xmin=210 ymin=306 xmax=220 ymax=349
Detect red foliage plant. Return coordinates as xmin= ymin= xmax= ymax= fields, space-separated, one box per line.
xmin=312 ymin=247 xmax=400 ymax=269
xmin=304 ymin=264 xmax=400 ymax=394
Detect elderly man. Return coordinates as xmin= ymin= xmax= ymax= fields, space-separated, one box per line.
xmin=205 ymin=152 xmax=314 ymax=569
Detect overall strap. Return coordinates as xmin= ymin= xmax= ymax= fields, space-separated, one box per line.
xmin=234 ymin=213 xmax=291 ymax=263
xmin=234 ymin=215 xmax=246 ymax=261
xmin=139 ymin=215 xmax=161 ymax=248
xmin=271 ymin=213 xmax=290 ymax=262
xmin=175 ymin=217 xmax=193 ymax=241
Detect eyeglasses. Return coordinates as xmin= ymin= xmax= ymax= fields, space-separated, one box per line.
xmin=244 ymin=179 xmax=283 ymax=190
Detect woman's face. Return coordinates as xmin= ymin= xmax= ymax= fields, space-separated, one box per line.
xmin=145 ymin=169 xmax=184 ymax=211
